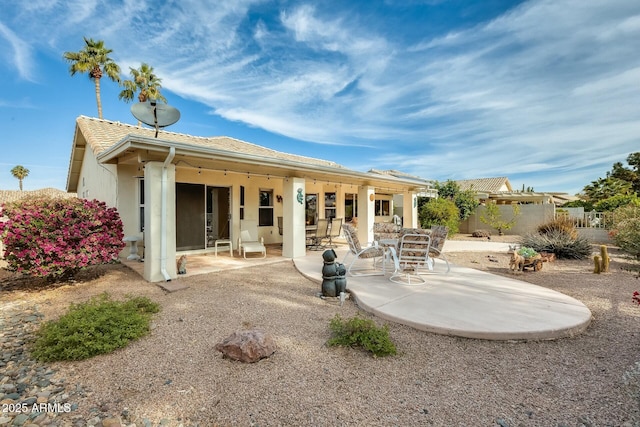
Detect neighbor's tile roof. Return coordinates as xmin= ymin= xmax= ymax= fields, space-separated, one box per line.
xmin=77 ymin=116 xmax=345 ymax=169
xmin=0 ymin=188 xmax=76 ymax=206
xmin=456 ymin=177 xmax=511 ymax=193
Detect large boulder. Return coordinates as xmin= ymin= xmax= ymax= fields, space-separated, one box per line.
xmin=215 ymin=329 xmax=277 ymax=363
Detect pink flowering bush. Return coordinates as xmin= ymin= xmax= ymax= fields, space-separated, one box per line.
xmin=0 ymin=197 xmax=125 ymax=280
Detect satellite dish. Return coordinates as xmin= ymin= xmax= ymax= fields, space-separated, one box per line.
xmin=131 ymin=100 xmax=180 ymax=137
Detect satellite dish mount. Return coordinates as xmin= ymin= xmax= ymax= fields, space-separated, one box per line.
xmin=131 ymin=99 xmax=181 ymax=137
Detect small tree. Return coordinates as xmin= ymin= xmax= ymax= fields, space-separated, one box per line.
xmin=434 ymin=180 xmax=479 ymax=222
xmin=480 ymin=203 xmax=521 ymax=235
xmin=0 ymin=197 xmax=125 ymax=280
xmin=419 ymin=198 xmax=460 ymax=234
xmin=10 ymin=165 xmax=29 ymax=191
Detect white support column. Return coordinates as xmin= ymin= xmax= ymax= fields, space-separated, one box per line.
xmin=143 ymin=161 xmax=177 ymax=282
xmin=283 ymin=177 xmax=306 ymax=258
xmin=357 ymin=186 xmax=375 ymax=244
xmin=403 ymin=191 xmax=419 ymax=228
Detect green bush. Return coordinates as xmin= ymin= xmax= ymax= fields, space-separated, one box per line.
xmin=419 ymin=198 xmax=460 ymax=234
xmin=520 ymin=230 xmax=592 ymax=259
xmin=610 ymin=204 xmax=640 ymax=260
xmin=327 ymin=314 xmax=397 ymax=357
xmin=31 ymin=293 xmax=160 ymax=361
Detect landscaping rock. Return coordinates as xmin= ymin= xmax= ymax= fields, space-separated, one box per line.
xmin=215 ymin=329 xmax=276 ymax=363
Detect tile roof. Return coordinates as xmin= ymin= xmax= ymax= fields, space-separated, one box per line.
xmin=0 ymin=188 xmax=76 ymax=206
xmin=76 ymin=116 xmax=344 ymax=169
xmin=456 ymin=177 xmax=511 ymax=193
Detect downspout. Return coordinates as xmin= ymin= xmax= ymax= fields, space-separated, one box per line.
xmin=160 ymin=146 xmax=175 ymax=281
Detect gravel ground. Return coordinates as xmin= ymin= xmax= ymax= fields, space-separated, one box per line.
xmin=1 ymin=237 xmax=640 ymax=426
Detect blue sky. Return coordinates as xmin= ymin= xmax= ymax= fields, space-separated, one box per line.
xmin=1 ymin=0 xmax=639 ymax=195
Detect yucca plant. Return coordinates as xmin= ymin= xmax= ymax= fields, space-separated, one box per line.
xmin=520 ymin=230 xmax=591 ymax=259
xmin=538 ymin=216 xmax=578 ymax=239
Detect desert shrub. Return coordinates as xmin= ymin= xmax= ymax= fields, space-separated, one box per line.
xmin=520 ymin=230 xmax=591 ymax=259
xmin=537 ymin=216 xmax=578 ymax=239
xmin=327 ymin=314 xmax=397 ymax=357
xmin=31 ymin=293 xmax=160 ymax=361
xmin=610 ymin=204 xmax=640 ymax=260
xmin=0 ymin=197 xmax=125 ymax=279
xmin=419 ymin=198 xmax=460 ymax=234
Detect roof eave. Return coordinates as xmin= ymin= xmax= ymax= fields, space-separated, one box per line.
xmin=96 ymin=135 xmax=427 ymax=192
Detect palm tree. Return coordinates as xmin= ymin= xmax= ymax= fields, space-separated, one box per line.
xmin=63 ymin=37 xmax=121 ymax=119
xmin=119 ymin=63 xmax=167 ymax=104
xmin=10 ymin=165 xmax=29 ymax=191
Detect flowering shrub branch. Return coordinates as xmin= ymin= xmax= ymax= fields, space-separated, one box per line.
xmin=0 ymin=197 xmax=125 ymax=279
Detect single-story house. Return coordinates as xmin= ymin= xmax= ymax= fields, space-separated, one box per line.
xmin=457 ymin=177 xmax=576 ymax=206
xmin=66 ymin=116 xmax=434 ymax=282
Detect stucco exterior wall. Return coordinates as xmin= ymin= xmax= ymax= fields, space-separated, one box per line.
xmin=76 ymin=147 xmax=118 ymax=207
xmin=461 ymin=204 xmax=556 ymax=236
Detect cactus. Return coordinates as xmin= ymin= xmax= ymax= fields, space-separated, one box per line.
xmin=600 ymin=245 xmax=610 ymax=273
xmin=593 ymin=255 xmax=601 ymax=274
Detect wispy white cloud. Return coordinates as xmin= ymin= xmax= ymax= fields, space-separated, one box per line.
xmin=0 ymin=22 xmax=34 ymax=81
xmin=2 ymin=0 xmax=639 ymax=194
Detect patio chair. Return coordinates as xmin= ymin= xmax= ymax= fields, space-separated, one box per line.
xmin=390 ymin=230 xmax=432 ymax=285
xmin=308 ymin=218 xmax=330 ymax=251
xmin=326 ymin=217 xmax=343 ymax=247
xmin=238 ymin=221 xmax=266 ymax=259
xmin=428 ymin=225 xmax=450 ymax=273
xmin=373 ymin=222 xmax=400 ymax=242
xmin=342 ymin=223 xmax=388 ymax=276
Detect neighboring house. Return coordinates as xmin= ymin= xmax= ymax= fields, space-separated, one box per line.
xmin=456 ymin=177 xmax=579 ymax=235
xmin=457 ymin=177 xmax=576 ymax=206
xmin=67 ymin=116 xmax=432 ymax=282
xmin=0 ymin=188 xmax=77 ymax=260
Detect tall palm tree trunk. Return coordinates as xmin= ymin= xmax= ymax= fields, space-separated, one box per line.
xmin=95 ymin=78 xmax=103 ymax=119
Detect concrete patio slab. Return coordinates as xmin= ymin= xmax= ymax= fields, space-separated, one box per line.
xmin=293 ymin=244 xmax=592 ymax=341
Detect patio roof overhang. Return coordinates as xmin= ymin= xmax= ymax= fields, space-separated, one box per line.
xmin=96 ymin=134 xmax=430 ymax=194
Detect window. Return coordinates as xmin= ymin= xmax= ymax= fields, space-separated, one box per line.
xmin=325 ymin=192 xmax=336 ymax=220
xmin=259 ymin=189 xmax=273 ymax=226
xmin=240 ymin=186 xmax=245 ymax=220
xmin=139 ymin=179 xmax=145 ymax=232
xmin=305 ymin=194 xmax=318 ymax=225
xmin=375 ymin=199 xmax=390 ymax=216
xmin=345 ymin=193 xmax=357 ymax=221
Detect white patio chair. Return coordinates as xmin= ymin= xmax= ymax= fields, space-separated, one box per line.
xmin=238 ymin=220 xmax=266 ymax=259
xmin=390 ymin=231 xmax=432 ymax=285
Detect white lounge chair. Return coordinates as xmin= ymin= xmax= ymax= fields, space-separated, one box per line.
xmin=238 ymin=222 xmax=266 ymax=259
